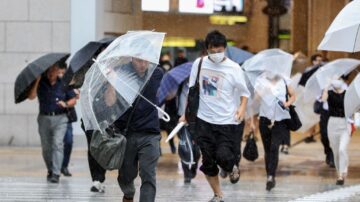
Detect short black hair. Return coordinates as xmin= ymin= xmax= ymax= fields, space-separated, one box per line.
xmin=205 ymin=30 xmax=227 ymax=49
xmin=57 ymin=61 xmax=67 ymax=69
xmin=310 ymin=54 xmax=322 ymax=62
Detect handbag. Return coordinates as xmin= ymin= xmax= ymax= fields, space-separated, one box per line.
xmin=313 ymin=100 xmax=322 ymax=114
xmin=90 ymin=128 xmax=127 ymax=170
xmin=243 ymin=132 xmax=258 ymax=161
xmin=185 ymin=58 xmax=203 ymax=135
xmin=66 ymin=107 xmax=78 ymax=123
xmin=284 ymin=81 xmax=302 ymax=131
xmin=89 ymin=93 xmax=141 ymax=170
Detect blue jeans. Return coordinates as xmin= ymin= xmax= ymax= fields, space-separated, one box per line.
xmin=62 ymin=123 xmax=73 ymax=169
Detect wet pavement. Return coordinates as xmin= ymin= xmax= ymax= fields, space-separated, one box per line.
xmin=1 ymin=132 xmax=360 ymax=201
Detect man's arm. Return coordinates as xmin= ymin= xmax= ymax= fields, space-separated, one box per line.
xmin=235 ymin=96 xmax=248 ymax=122
xmin=57 ymin=98 xmax=77 ymax=108
xmin=28 ymin=77 xmax=41 ymax=100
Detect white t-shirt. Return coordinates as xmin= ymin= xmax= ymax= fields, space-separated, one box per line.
xmin=189 ymin=56 xmax=250 ymax=125
xmin=256 ymin=73 xmax=291 ymax=121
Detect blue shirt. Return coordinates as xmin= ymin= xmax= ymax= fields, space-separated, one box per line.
xmin=114 ymin=67 xmax=164 ymax=134
xmin=37 ymin=76 xmax=76 ymax=114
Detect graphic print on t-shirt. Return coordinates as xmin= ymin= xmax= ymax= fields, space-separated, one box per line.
xmin=201 ymin=69 xmax=224 ymax=97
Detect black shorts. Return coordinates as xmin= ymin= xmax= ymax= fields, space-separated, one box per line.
xmin=196 ymin=118 xmax=238 ymax=176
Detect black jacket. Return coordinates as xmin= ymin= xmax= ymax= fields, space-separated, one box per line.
xmin=114 ymin=67 xmax=164 ymax=134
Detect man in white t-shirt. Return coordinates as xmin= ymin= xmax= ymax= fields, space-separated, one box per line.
xmin=180 ymin=30 xmax=250 ymax=202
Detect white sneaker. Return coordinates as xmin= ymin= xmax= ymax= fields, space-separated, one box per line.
xmin=208 ymin=195 xmax=224 ymax=202
xmin=90 ymin=181 xmax=105 ymax=193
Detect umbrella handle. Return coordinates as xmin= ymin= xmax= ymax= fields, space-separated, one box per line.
xmin=156 ymin=106 xmax=170 ymax=122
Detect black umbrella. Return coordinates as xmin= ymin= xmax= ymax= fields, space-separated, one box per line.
xmin=14 ymin=53 xmax=70 ymax=104
xmin=62 ymin=36 xmax=117 ymax=89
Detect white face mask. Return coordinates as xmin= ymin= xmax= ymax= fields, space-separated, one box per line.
xmin=208 ymin=52 xmax=225 ymax=64
xmin=331 ymin=79 xmax=343 ymax=89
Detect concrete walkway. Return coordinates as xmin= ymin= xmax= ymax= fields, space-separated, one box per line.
xmin=1 ymin=133 xmax=360 ymax=201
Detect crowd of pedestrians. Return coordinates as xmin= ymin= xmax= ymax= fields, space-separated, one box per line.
xmin=25 ymin=30 xmax=357 ymax=202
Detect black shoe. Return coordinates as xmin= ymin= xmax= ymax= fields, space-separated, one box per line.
xmin=304 ymin=136 xmax=316 ymax=143
xmin=328 ymin=161 xmax=335 ymax=168
xmin=336 ymin=179 xmax=344 ymax=185
xmin=122 ymin=196 xmax=134 ymax=202
xmin=50 ymin=174 xmax=60 ymax=183
xmin=61 ymin=167 xmax=72 ymax=177
xmin=46 ymin=171 xmax=52 ymax=181
xmin=266 ymin=177 xmax=276 ymax=191
xmin=184 ymin=177 xmax=191 ymax=184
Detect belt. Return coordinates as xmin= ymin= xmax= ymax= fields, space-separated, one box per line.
xmin=40 ymin=111 xmax=66 ymax=116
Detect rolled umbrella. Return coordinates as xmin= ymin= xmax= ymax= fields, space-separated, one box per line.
xmin=345 ymin=74 xmax=360 ymax=118
xmin=80 ymin=31 xmax=168 ymax=133
xmin=225 ymin=46 xmax=254 ymax=65
xmin=14 ymin=53 xmax=70 ymax=104
xmin=157 ymin=62 xmax=193 ymax=106
xmin=304 ymin=58 xmax=360 ymax=104
xmin=318 ymin=0 xmax=360 ymax=52
xmin=63 ymin=37 xmax=117 ymax=89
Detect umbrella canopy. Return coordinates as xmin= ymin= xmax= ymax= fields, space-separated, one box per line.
xmin=318 ymin=0 xmax=360 ymax=52
xmin=345 ymin=74 xmax=360 ymax=118
xmin=225 ymin=46 xmax=254 ymax=64
xmin=80 ymin=31 xmax=165 ymax=132
xmin=242 ymin=49 xmax=294 ymax=89
xmin=294 ymin=86 xmax=320 ymax=132
xmin=304 ymin=58 xmax=360 ymax=103
xmin=63 ymin=37 xmax=117 ymax=89
xmin=157 ymin=62 xmax=192 ymax=106
xmin=14 ymin=53 xmax=70 ymax=104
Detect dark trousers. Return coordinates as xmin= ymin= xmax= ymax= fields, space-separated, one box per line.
xmin=281 ymin=129 xmax=291 ymax=146
xmin=62 ymin=123 xmax=73 ymax=169
xmin=117 ymin=132 xmax=161 ymax=202
xmin=259 ymin=117 xmax=289 ymax=177
xmin=196 ymin=118 xmax=237 ymax=177
xmin=234 ymin=122 xmax=245 ymax=166
xmin=320 ymin=111 xmax=334 ymax=158
xmin=85 ymin=130 xmax=106 ymax=183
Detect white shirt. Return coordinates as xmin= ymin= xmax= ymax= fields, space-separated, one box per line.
xmin=256 ymin=73 xmax=291 ymax=121
xmin=189 ymin=56 xmax=250 ymax=125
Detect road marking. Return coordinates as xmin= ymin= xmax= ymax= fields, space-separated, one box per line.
xmin=290 ymin=184 xmax=360 ymax=202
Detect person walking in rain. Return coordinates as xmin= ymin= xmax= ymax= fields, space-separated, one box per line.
xmin=321 ymin=77 xmax=350 ymax=185
xmin=315 ymin=91 xmax=335 ymax=168
xmin=180 ymin=30 xmax=250 ymax=202
xmin=57 ymin=64 xmax=79 ymax=177
xmin=105 ymin=57 xmax=163 ymax=202
xmin=299 ymin=54 xmax=324 ymax=143
xmin=253 ymin=71 xmax=296 ymax=191
xmin=28 ymin=62 xmax=77 ymax=183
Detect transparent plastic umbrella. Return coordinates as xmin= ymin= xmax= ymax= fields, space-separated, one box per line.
xmin=254 ymin=71 xmax=294 ymax=106
xmin=318 ymin=0 xmax=360 ymax=52
xmin=304 ymin=58 xmax=360 ymax=103
xmin=345 ymin=74 xmax=360 ymax=118
xmin=242 ymin=48 xmax=294 ymax=89
xmin=80 ymin=31 xmax=168 ymax=132
xmin=294 ymin=86 xmax=320 ymax=132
